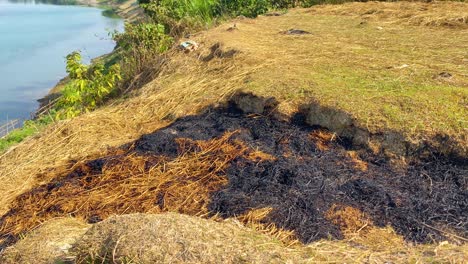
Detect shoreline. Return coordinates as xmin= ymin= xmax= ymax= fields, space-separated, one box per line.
xmin=36 ymin=0 xmax=142 ymax=114
xmin=0 ymin=1 xmax=128 ymax=129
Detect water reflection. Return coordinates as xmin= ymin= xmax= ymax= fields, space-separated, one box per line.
xmin=7 ymin=0 xmax=78 ymax=5
xmin=0 ymin=1 xmax=123 ymax=124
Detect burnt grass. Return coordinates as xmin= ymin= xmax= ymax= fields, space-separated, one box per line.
xmin=134 ymin=105 xmax=467 ymax=243
xmin=1 ymin=101 xmax=467 ymax=247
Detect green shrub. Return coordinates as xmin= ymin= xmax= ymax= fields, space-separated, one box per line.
xmin=218 ymin=0 xmax=270 ymax=17
xmin=0 ymin=125 xmax=36 ymax=152
xmin=55 ymin=51 xmax=122 ymax=119
xmin=140 ymin=0 xmax=320 ymax=33
xmin=268 ymin=0 xmax=316 ymax=8
xmin=113 ymin=23 xmax=173 ymax=89
xmin=114 ymin=23 xmax=173 ymax=53
xmin=141 ymin=0 xmax=220 ymax=34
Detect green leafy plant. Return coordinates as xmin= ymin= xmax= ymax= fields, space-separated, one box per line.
xmin=55 ymin=51 xmax=122 ymax=119
xmin=218 ymin=0 xmax=270 ymax=18
xmin=141 ymin=0 xmax=272 ymax=31
xmin=140 ymin=0 xmax=221 ymax=35
xmin=112 ymin=23 xmax=173 ymax=90
xmin=114 ymin=23 xmax=173 ymax=53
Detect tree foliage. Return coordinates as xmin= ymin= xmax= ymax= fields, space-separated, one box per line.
xmin=56 ymin=51 xmax=121 ymax=119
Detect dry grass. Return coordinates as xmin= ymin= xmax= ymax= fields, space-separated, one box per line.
xmin=197 ymin=3 xmax=467 ymax=136
xmin=0 ymin=217 xmax=89 ymax=264
xmin=302 ymin=226 xmax=468 ymax=263
xmin=313 ymin=1 xmax=468 ymax=28
xmin=72 ymin=213 xmax=305 ymax=264
xmin=0 ymin=132 xmax=242 ymax=242
xmin=325 ymin=204 xmax=373 ymax=235
xmin=0 ymin=2 xmax=467 ymax=262
xmin=2 ymin=213 xmax=467 ymax=263
xmin=236 ymin=207 xmax=298 ymax=245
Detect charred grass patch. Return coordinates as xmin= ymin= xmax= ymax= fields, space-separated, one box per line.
xmin=1 ymin=96 xmax=466 ymax=250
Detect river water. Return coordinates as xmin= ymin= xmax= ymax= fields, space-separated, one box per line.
xmin=0 ymin=0 xmax=123 ymax=124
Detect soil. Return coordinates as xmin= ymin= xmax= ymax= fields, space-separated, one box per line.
xmin=1 ymin=95 xmax=466 ymax=249
xmin=281 ymin=29 xmax=312 ymax=35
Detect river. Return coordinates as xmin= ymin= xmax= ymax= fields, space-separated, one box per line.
xmin=0 ymin=0 xmax=123 ymax=125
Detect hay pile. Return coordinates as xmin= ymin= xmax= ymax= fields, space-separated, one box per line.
xmin=0 ymin=217 xmax=89 ymax=264
xmin=72 ymin=213 xmax=305 ymax=263
xmin=1 ymin=213 xmax=299 ymax=264
xmin=2 ymin=213 xmax=467 ymax=263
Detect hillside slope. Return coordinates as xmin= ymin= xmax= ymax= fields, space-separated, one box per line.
xmin=0 ymin=1 xmax=467 ymax=262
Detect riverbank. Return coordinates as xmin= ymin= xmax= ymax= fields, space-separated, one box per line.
xmin=76 ymin=0 xmax=144 ymax=21
xmin=37 ymin=0 xmax=143 ymax=111
xmin=0 ymin=0 xmax=124 ymax=151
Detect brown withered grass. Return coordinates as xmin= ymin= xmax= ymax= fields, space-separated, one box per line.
xmin=1 ymin=132 xmax=244 ymax=242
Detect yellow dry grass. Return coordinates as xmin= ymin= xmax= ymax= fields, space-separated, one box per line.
xmin=0 ymin=217 xmax=89 ymax=264
xmin=313 ymin=1 xmax=468 ymax=28
xmin=0 ymin=2 xmax=467 ymax=262
xmin=2 ymin=213 xmax=468 ymax=263
xmin=0 ymin=51 xmax=259 ymax=209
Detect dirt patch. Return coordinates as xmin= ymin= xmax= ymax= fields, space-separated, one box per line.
xmin=280 ymin=29 xmax=311 ymax=35
xmin=299 ymin=100 xmax=467 ymax=161
xmin=201 ymin=43 xmax=239 ymax=62
xmin=1 ymin=95 xmax=466 ymax=249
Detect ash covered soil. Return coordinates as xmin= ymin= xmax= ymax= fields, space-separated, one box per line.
xmin=1 ymin=100 xmax=467 ymax=248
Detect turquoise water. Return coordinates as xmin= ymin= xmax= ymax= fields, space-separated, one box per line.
xmin=0 ymin=0 xmax=123 ymax=124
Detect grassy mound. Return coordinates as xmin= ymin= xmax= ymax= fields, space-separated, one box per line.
xmin=0 ymin=218 xmax=89 ymax=264
xmin=2 ymin=213 xmax=467 ymax=263
xmin=72 ymin=213 xmax=302 ymax=263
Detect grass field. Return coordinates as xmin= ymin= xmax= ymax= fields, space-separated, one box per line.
xmin=188 ymin=1 xmax=467 ymax=147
